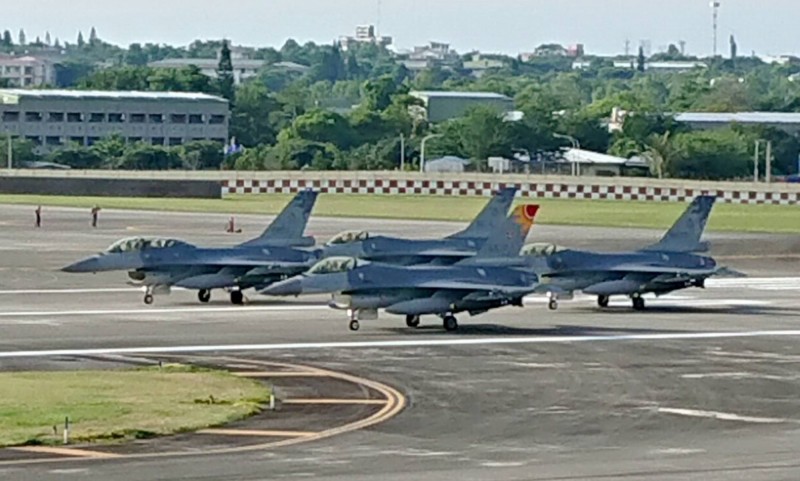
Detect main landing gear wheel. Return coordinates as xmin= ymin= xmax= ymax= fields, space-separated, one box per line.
xmin=597 ymin=295 xmax=610 ymax=308
xmin=230 ymin=290 xmax=244 ymax=305
xmin=443 ymin=315 xmax=458 ymax=332
xmin=632 ymin=296 xmax=646 ymax=311
xmin=198 ymin=289 xmax=211 ymax=303
xmin=143 ymin=294 xmax=154 ymax=305
xmin=349 ymin=320 xmax=360 ymax=331
xmin=406 ymin=315 xmax=421 ymax=328
xmin=548 ymin=298 xmax=559 ymax=311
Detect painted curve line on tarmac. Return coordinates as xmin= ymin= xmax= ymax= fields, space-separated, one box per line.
xmin=0 ymin=358 xmax=406 ymax=467
xmin=4 ymin=330 xmax=800 ymax=359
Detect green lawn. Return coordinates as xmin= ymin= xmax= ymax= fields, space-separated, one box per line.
xmin=0 ymin=193 xmax=797 ymax=233
xmin=0 ymin=364 xmax=270 ymax=447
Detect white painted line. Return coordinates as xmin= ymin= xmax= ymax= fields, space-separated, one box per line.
xmin=3 ymin=329 xmax=800 ymax=358
xmin=0 ymin=305 xmax=329 ymax=318
xmin=657 ymin=407 xmax=793 ymax=424
xmin=0 ymin=288 xmax=142 ymax=295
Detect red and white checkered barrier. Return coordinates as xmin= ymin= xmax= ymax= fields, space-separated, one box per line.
xmin=222 ymin=178 xmax=800 ymax=205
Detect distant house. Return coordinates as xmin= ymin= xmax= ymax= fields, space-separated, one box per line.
xmin=561 ymin=148 xmax=648 ymax=177
xmin=0 ymin=55 xmax=56 ymax=87
xmin=409 ymin=91 xmax=515 ymax=122
xmin=424 ymin=156 xmax=471 ymax=173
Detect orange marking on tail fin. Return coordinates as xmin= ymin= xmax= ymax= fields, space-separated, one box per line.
xmin=510 ymin=204 xmax=540 ymax=239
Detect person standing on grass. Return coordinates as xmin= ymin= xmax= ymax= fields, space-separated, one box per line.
xmin=34 ymin=206 xmax=41 ymax=228
xmin=91 ymin=205 xmax=101 ymax=228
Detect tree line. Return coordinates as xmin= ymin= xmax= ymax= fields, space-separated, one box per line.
xmin=5 ymin=29 xmax=800 ymax=179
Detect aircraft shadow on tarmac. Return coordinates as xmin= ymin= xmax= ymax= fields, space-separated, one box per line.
xmin=381 ymin=324 xmax=692 ymax=337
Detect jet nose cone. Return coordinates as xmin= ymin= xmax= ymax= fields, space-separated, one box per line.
xmin=262 ymin=277 xmax=304 ymax=296
xmin=61 ymin=256 xmax=100 ymax=273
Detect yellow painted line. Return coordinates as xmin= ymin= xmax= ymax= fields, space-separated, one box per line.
xmin=282 ymin=398 xmax=388 ymax=405
xmin=0 ymin=359 xmax=406 ymax=467
xmin=231 ymin=371 xmax=327 ymax=378
xmin=10 ymin=446 xmax=121 ymax=459
xmin=196 ymin=429 xmax=315 ymax=437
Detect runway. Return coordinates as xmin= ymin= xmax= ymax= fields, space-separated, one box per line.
xmin=1 ymin=204 xmax=800 ymax=480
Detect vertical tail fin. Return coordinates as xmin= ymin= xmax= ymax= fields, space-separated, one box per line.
xmin=643 ymin=195 xmax=716 ymax=253
xmin=471 ymin=204 xmax=539 ymax=259
xmin=239 ymin=190 xmax=318 ymax=248
xmin=447 ymin=186 xmax=518 ymax=240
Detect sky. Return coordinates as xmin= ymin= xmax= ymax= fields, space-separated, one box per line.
xmin=5 ymin=0 xmax=800 ymax=57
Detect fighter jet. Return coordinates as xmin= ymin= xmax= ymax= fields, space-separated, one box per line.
xmin=263 ymin=204 xmax=540 ymax=332
xmin=62 ymin=190 xmax=320 ymax=305
xmin=321 ymin=187 xmax=518 ymax=265
xmin=523 ymin=195 xmax=741 ymax=310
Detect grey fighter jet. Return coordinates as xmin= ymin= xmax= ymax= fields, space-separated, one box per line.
xmin=62 ymin=190 xmax=320 ymax=305
xmin=523 ymin=195 xmax=741 ymax=310
xmin=263 ymin=204 xmax=540 ymax=331
xmin=321 ymin=187 xmax=518 ymax=265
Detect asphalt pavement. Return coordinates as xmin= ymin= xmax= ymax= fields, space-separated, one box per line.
xmin=1 ymin=203 xmax=799 ymax=480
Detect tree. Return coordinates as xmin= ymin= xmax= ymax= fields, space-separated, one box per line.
xmin=363 ymin=75 xmax=399 ymax=111
xmin=282 ymin=110 xmax=356 ymax=150
xmin=125 ymin=43 xmax=149 ymax=65
xmin=180 ymin=140 xmax=225 ymax=170
xmin=230 ymin=82 xmax=282 ymax=147
xmin=730 ymin=35 xmax=738 ymax=60
xmin=636 ymin=46 xmax=646 ymax=73
xmin=444 ymin=106 xmax=516 ymax=161
xmin=640 ymin=132 xmax=682 ymax=179
xmin=18 ymin=28 xmax=26 ymax=46
xmin=216 ymin=39 xmax=235 ymax=104
xmin=90 ymin=135 xmax=127 ymax=167
xmin=117 ymin=144 xmax=183 ymax=170
xmin=47 ymin=146 xmax=104 ymax=169
xmin=77 ymin=31 xmax=85 ymax=48
xmin=346 ymin=51 xmax=362 ymax=80
xmin=45 ymin=32 xmax=51 ymax=46
xmin=669 ymin=128 xmax=752 ymax=180
xmin=2 ymin=30 xmax=12 ymax=48
xmin=89 ymin=27 xmax=99 ymax=45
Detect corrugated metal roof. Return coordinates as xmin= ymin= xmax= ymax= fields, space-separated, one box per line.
xmin=0 ymin=89 xmax=227 ymax=103
xmin=149 ymin=58 xmax=266 ymax=69
xmin=411 ymin=90 xmax=512 ymax=100
xmin=676 ymin=112 xmax=800 ymax=124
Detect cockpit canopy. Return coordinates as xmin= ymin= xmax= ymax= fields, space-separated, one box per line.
xmin=326 ymin=231 xmax=370 ymax=246
xmin=105 ymin=237 xmax=189 ymax=254
xmin=307 ymin=257 xmax=360 ymax=275
xmin=521 ymin=243 xmax=567 ymax=257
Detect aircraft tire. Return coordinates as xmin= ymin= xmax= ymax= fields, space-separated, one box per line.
xmin=349 ymin=319 xmax=360 ymax=331
xmin=230 ymin=290 xmax=244 ymax=305
xmin=144 ymin=294 xmax=154 ymax=305
xmin=548 ymin=298 xmax=558 ymax=311
xmin=597 ymin=295 xmax=610 ymax=308
xmin=405 ymin=315 xmax=421 ymax=328
xmin=443 ymin=315 xmax=458 ymax=332
xmin=198 ymin=289 xmax=211 ymax=303
xmin=632 ymin=296 xmax=646 ymax=311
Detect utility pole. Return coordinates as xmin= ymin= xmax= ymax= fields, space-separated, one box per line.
xmin=753 ymin=139 xmax=762 ymax=181
xmin=765 ymin=140 xmax=772 ymax=183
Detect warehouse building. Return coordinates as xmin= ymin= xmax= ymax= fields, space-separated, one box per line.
xmin=0 ymin=89 xmax=229 ymax=153
xmin=409 ymin=91 xmax=515 ymax=122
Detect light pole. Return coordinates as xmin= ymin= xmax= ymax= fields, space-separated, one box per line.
xmin=399 ymin=133 xmax=405 ymax=171
xmin=553 ymin=133 xmax=580 ymax=176
xmin=6 ymin=132 xmax=12 ymax=170
xmin=420 ymin=133 xmax=444 ymax=173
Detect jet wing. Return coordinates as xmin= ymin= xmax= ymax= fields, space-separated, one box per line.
xmin=413 ymin=280 xmax=536 ymax=296
xmin=598 ymin=264 xmax=719 ymax=276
